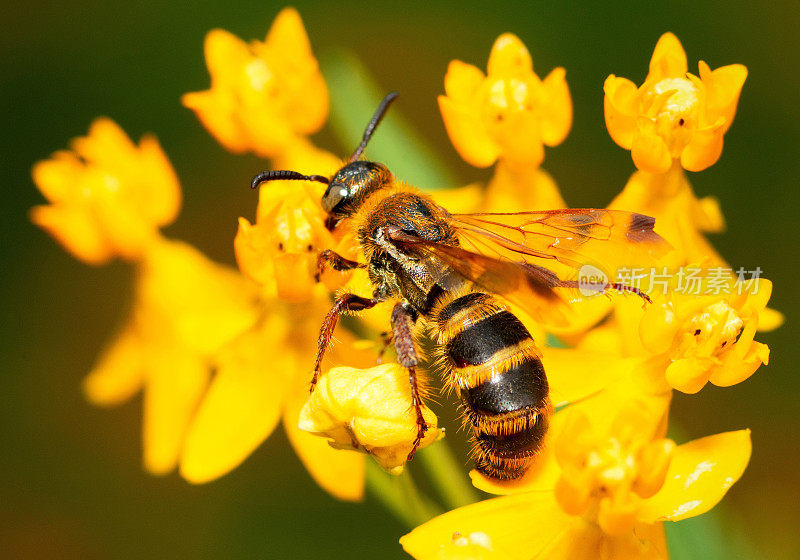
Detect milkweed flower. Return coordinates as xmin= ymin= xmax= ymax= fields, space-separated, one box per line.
xmin=638 ymin=276 xmax=772 ymax=393
xmin=33 ymin=120 xmax=263 ymax=476
xmin=235 ymin=180 xmax=336 ymax=302
xmin=184 ymin=9 xmax=395 ymax=498
xmin=469 ymin=348 xmax=673 ymax=497
xmin=299 ymin=363 xmax=442 ymax=474
xmin=182 ymin=7 xmax=328 ymax=159
xmin=401 ymin=409 xmax=752 ymax=560
xmin=33 ymin=9 xmax=779 ymax=556
xmin=438 ymin=33 xmax=571 ymax=212
xmin=83 ymin=236 xmax=259 ymax=474
xmin=31 ymin=118 xmax=180 ymax=264
xmin=179 ymin=292 xmax=375 ymax=500
xmin=604 ymin=32 xmax=747 ymax=174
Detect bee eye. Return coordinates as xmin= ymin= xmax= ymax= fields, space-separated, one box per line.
xmin=322 ymin=184 xmax=349 ymax=213
xmin=278 ymin=242 xmax=285 ymax=252
xmin=307 ymin=244 xmax=314 ymax=252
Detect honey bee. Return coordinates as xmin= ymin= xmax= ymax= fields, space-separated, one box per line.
xmin=251 ymin=92 xmax=666 ymax=480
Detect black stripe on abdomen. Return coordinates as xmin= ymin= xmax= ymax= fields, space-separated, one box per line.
xmin=446 ymin=311 xmax=529 ymax=367
xmin=464 ymin=358 xmax=548 ymax=416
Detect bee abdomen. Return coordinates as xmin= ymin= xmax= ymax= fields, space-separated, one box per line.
xmin=434 ymin=292 xmax=551 ymax=480
xmin=465 ymin=357 xmax=550 ymax=480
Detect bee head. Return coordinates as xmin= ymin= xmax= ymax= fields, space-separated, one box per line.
xmin=321 ymin=160 xmax=391 ymax=217
xmin=250 ymin=92 xmax=399 ymax=227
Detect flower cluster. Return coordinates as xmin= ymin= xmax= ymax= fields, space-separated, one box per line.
xmin=31 ymin=8 xmax=779 ymax=560
xmin=401 ymin=31 xmax=777 ymax=560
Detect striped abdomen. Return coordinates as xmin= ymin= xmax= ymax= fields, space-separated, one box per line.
xmin=433 ymin=292 xmax=551 ymax=479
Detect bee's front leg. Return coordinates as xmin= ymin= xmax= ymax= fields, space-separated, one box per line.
xmin=312 ymin=293 xmax=381 ymax=392
xmin=315 ymin=249 xmax=363 ymax=282
xmin=390 ymin=302 xmax=428 ymax=462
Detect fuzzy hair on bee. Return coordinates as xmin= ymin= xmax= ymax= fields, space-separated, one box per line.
xmin=251 ymin=92 xmax=666 ymax=479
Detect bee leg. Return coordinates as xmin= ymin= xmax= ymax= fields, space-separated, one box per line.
xmin=311 ymin=293 xmax=381 ymax=392
xmin=557 ymin=278 xmax=652 ymax=306
xmin=315 ymin=250 xmax=363 ymax=282
xmin=390 ymin=303 xmax=428 ymax=462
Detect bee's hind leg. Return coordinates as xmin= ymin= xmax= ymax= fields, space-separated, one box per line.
xmin=390 ymin=302 xmax=428 ymax=462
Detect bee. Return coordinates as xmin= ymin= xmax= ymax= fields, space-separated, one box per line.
xmin=251 ymin=92 xmax=666 ymax=480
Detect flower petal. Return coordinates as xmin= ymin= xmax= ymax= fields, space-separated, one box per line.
xmin=680 ymin=122 xmax=724 ymax=172
xmin=138 ymin=239 xmax=259 ymax=355
xmin=647 ymin=33 xmax=687 ymax=82
xmin=31 ymin=152 xmax=82 ymax=203
xmin=142 ymin=343 xmax=210 ymax=475
xmin=137 ymin=134 xmax=182 ymax=227
xmin=540 ymin=67 xmax=572 ymax=146
xmin=179 ymin=323 xmax=291 ymax=484
xmin=263 ymin=7 xmax=313 ymax=61
xmin=494 ymin=110 xmax=545 ymax=168
xmin=83 ymin=322 xmax=144 ymax=406
xmin=603 ymin=76 xmax=640 ymax=150
xmin=694 ymin=195 xmax=725 ymax=233
xmin=631 ymin=126 xmax=672 ymax=174
xmin=700 ymin=61 xmax=747 ymax=133
xmin=487 ymin=33 xmax=533 ymax=77
xmin=438 ymin=95 xmax=499 ymax=167
xmin=30 ymin=204 xmax=113 ymax=265
xmin=664 ymin=358 xmax=709 ymax=394
xmin=638 ymin=430 xmax=752 ymax=522
xmin=401 ymin=492 xmax=576 ymax=560
xmin=182 ymin=89 xmax=250 ymax=154
xmin=708 ymin=321 xmax=768 ymax=387
xmin=202 ymin=28 xmax=251 ymax=86
xmin=757 ymin=307 xmax=785 ymax=332
xmin=283 ymin=384 xmax=365 ymax=501
xmin=444 ymin=60 xmax=485 ymax=103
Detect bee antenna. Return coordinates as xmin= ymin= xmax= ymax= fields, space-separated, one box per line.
xmin=349 ymin=91 xmax=399 ymax=162
xmin=250 ymin=170 xmax=330 ymax=189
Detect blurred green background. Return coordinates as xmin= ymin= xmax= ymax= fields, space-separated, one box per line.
xmin=2 ymin=1 xmax=797 ymax=558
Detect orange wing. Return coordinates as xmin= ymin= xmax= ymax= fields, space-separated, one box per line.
xmin=451 ymin=209 xmax=669 ymax=274
xmin=386 ymin=209 xmax=669 ymax=326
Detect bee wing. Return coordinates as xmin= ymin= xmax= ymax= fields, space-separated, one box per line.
xmin=387 ymin=228 xmax=577 ymax=325
xmin=451 ymin=209 xmax=670 ymax=277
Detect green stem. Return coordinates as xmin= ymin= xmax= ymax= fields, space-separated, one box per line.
xmin=365 ymin=461 xmax=442 ymax=528
xmin=417 ymin=440 xmax=480 ymax=509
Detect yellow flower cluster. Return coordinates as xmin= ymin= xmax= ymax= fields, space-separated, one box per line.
xmin=401 ymin=32 xmax=775 ymax=560
xmin=30 ymin=7 xmax=779 ymax=559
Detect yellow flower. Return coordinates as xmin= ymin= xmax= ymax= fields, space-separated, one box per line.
xmin=31 ymin=118 xmax=180 ymax=264
xmin=604 ymin=32 xmax=747 ymax=174
xmin=470 ymin=348 xmax=672 ymax=496
xmin=639 ymin=276 xmax=772 ymax=393
xmin=299 ymin=363 xmax=442 ymax=474
xmin=438 ymin=33 xmax=571 ymax=172
xmin=179 ymin=292 xmax=375 ymax=500
xmin=554 ymin=410 xmax=675 ymax=535
xmin=235 ymin=180 xmax=336 ymax=302
xmin=402 ymin=409 xmax=752 ymax=560
xmin=83 ymin=237 xmax=259 ymax=474
xmin=182 ymin=7 xmax=328 ymax=159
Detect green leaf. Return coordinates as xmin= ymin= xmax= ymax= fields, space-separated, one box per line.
xmin=665 ymin=511 xmax=760 ymax=560
xmin=320 ymin=49 xmax=457 ymax=191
